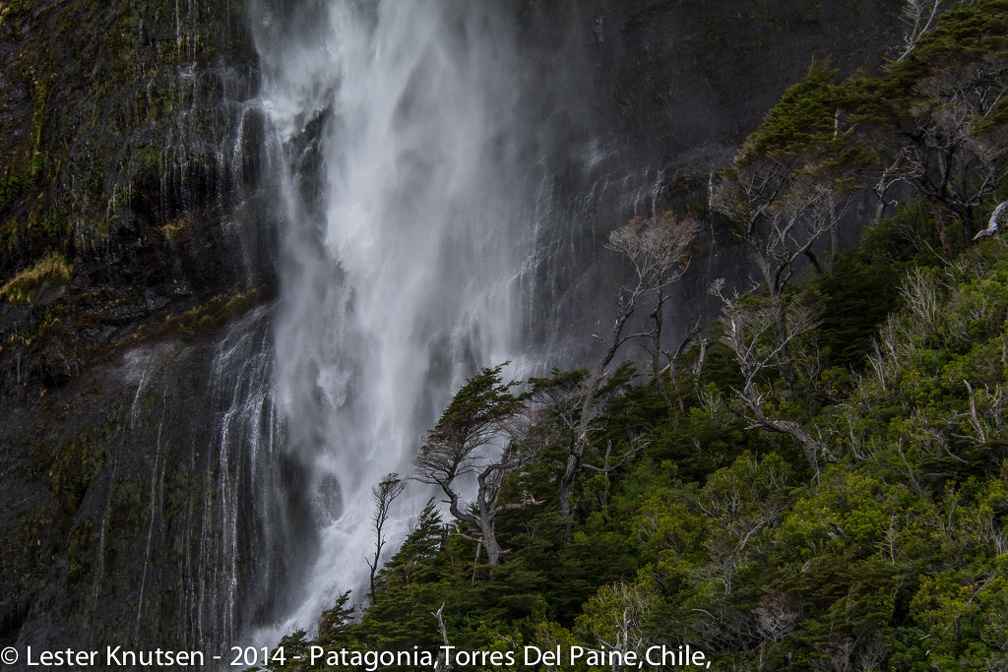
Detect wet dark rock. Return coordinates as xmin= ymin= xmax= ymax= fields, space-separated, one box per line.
xmin=0 ymin=0 xmax=271 ymax=652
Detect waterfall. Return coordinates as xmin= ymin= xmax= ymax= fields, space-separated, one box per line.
xmin=227 ymin=0 xmax=664 ymax=642
xmin=196 ymin=308 xmax=283 ymax=649
xmin=246 ymin=0 xmax=548 ymax=637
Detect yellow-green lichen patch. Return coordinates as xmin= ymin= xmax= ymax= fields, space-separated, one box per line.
xmin=0 ymin=251 xmax=72 ymax=307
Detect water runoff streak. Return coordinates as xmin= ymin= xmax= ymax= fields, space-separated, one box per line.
xmin=248 ymin=0 xmax=569 ymax=636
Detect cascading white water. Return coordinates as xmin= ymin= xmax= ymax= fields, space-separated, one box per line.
xmin=190 ymin=307 xmax=289 ymax=652
xmin=250 ymin=0 xmax=552 ymax=635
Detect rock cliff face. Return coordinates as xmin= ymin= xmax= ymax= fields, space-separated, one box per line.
xmin=0 ymin=0 xmax=900 ymax=655
xmin=507 ymin=0 xmax=903 ymax=361
xmin=0 ymin=0 xmax=275 ymax=651
xmin=535 ymin=0 xmax=900 ymax=163
xmin=0 ymin=0 xmax=268 ymax=406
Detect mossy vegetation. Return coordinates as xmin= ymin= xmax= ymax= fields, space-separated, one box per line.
xmin=0 ymin=251 xmax=72 ymax=307
xmin=0 ymin=0 xmax=255 ymax=255
xmin=0 ymin=0 xmax=262 ymax=407
xmin=121 ymin=285 xmax=268 ymax=346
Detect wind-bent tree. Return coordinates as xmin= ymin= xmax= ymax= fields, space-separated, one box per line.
xmin=897 ymin=57 xmax=1008 ymax=245
xmin=365 ymin=472 xmax=405 ymax=604
xmin=713 ymin=64 xmax=861 ymax=392
xmin=414 ymin=363 xmax=535 ymax=565
xmin=548 ymin=212 xmax=697 ymax=523
xmin=316 ymin=590 xmax=355 ymax=646
xmin=847 ymin=6 xmax=1008 ymax=248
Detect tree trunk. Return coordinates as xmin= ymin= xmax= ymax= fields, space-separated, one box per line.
xmin=829 ymin=194 xmax=841 ymax=265
xmin=650 ymin=291 xmax=672 ymax=407
xmin=961 ymin=205 xmax=976 ymax=245
xmin=448 ymin=497 xmax=503 ymax=565
xmin=477 ymin=517 xmax=504 ymax=565
xmin=772 ymin=298 xmax=797 ymax=394
xmin=930 ymin=202 xmax=955 ymax=255
xmin=746 ymin=393 xmax=823 ymax=476
xmin=558 ymin=438 xmax=583 ymax=522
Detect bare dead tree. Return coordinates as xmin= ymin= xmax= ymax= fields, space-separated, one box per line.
xmin=713 ymin=153 xmax=844 ymax=393
xmin=893 ymin=0 xmax=947 ymax=64
xmin=711 ymin=280 xmax=829 ymax=476
xmin=414 ymin=363 xmax=539 ymax=565
xmin=432 ymin=604 xmax=451 ymax=672
xmin=755 ymin=592 xmax=799 ymax=644
xmin=974 ymin=200 xmax=1007 ymax=240
xmin=581 ymin=580 xmax=658 ymax=672
xmin=601 ymin=584 xmax=654 ymax=672
xmin=873 ymin=152 xmax=909 ymax=224
xmin=365 ymin=472 xmax=405 ymax=605
xmin=607 ymin=212 xmax=700 ymax=407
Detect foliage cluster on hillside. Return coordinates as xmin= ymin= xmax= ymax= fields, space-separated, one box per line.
xmin=259 ymin=2 xmax=1008 ymax=670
